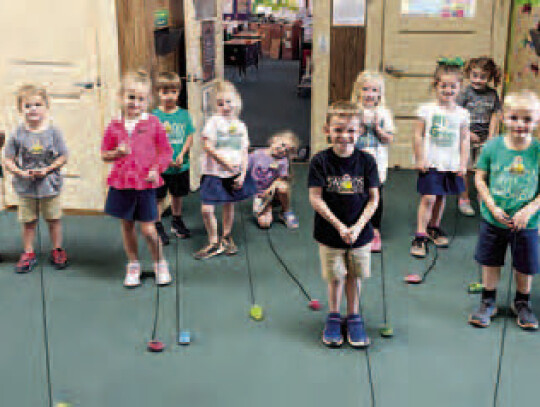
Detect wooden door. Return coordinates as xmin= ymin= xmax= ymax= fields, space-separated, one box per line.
xmin=184 ymin=0 xmax=224 ymax=188
xmin=378 ymin=0 xmax=510 ymax=168
xmin=0 ymin=0 xmax=119 ymax=211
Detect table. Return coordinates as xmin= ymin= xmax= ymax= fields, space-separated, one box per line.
xmin=224 ymin=39 xmax=261 ymax=77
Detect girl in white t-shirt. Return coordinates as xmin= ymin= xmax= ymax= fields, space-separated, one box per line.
xmin=351 ymin=71 xmax=395 ymax=252
xmin=411 ymin=59 xmax=471 ymax=258
xmin=194 ymin=80 xmax=256 ymax=260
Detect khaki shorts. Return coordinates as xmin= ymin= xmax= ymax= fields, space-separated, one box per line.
xmin=318 ymin=243 xmax=371 ymax=281
xmin=18 ymin=195 xmax=62 ymax=223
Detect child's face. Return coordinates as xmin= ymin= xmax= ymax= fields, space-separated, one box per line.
xmin=122 ymin=82 xmax=149 ymax=118
xmin=22 ymin=95 xmax=47 ymax=125
xmin=470 ymin=68 xmax=489 ymax=90
xmin=326 ymin=115 xmax=361 ymax=149
xmin=504 ymin=107 xmax=539 ymax=139
xmin=216 ymin=92 xmax=237 ymax=117
xmin=158 ymin=86 xmax=179 ymax=107
xmin=435 ymin=74 xmax=461 ymax=105
xmin=270 ymin=136 xmax=290 ymax=159
xmin=360 ymin=80 xmax=381 ymax=108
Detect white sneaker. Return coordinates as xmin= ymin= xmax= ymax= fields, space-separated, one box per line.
xmin=154 ymin=261 xmax=172 ymax=286
xmin=458 ymin=199 xmax=475 ymax=217
xmin=124 ymin=262 xmax=141 ymax=288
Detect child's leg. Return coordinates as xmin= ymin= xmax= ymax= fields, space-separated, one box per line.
xmin=140 ymin=221 xmax=163 ymax=262
xmin=47 ymin=219 xmax=63 ymax=249
xmin=275 ymin=181 xmax=290 ymax=212
xmin=327 ymin=278 xmax=345 ymax=313
xmin=416 ymin=194 xmax=436 ymax=234
xmin=201 ymin=204 xmax=219 ymax=244
xmin=460 ymin=174 xmax=470 ymax=201
xmin=428 ymin=195 xmax=446 ymax=228
xmin=256 ymin=205 xmax=273 ymax=228
xmin=345 ymin=274 xmax=361 ymax=316
xmin=514 ymin=270 xmax=532 ymax=295
xmin=482 ymin=265 xmax=501 ymax=290
xmin=222 ymin=202 xmax=235 ymax=237
xmin=171 ymin=196 xmax=183 ymax=217
xmin=120 ymin=220 xmax=139 ymax=262
xmin=22 ymin=221 xmax=37 ymax=253
xmin=157 ymin=198 xmax=165 ymax=222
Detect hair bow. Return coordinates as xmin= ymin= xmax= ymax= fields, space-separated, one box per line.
xmin=437 ymin=57 xmax=464 ymax=67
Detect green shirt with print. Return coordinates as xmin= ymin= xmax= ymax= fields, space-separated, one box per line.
xmin=152 ymin=108 xmax=195 ymax=174
xmin=476 ymin=136 xmax=540 ymax=229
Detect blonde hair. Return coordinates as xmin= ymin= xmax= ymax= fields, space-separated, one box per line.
xmin=215 ymin=80 xmax=242 ymax=115
xmin=504 ymin=91 xmax=540 ymax=115
xmin=120 ymin=70 xmax=152 ymax=96
xmin=16 ymin=84 xmax=49 ymax=112
xmin=155 ymin=71 xmax=182 ymax=90
xmin=351 ymin=71 xmax=386 ymax=108
xmin=269 ymin=130 xmax=300 ymax=151
xmin=326 ymin=100 xmax=361 ymax=124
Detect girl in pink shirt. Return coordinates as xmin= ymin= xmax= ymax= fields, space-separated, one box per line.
xmin=101 ymin=71 xmax=173 ymax=288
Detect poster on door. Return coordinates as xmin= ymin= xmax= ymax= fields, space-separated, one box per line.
xmin=195 ymin=0 xmax=217 ymax=20
xmin=201 ymin=21 xmax=216 ymax=83
xmin=401 ymin=0 xmax=476 ymax=18
xmin=223 ymin=0 xmax=234 ymax=14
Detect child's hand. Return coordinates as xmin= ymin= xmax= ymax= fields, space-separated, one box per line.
xmin=233 ymin=173 xmax=245 ymax=190
xmin=350 ymin=224 xmax=363 ymax=243
xmin=457 ymin=166 xmax=467 ymax=177
xmin=19 ymin=169 xmax=33 ymax=179
xmin=30 ymin=168 xmax=48 ymax=179
xmin=146 ymin=169 xmax=159 ymax=184
xmin=337 ymin=223 xmax=353 ymax=245
xmin=492 ymin=207 xmax=513 ymax=228
xmin=175 ymin=153 xmax=185 ymax=167
xmin=470 ymin=132 xmax=481 ymax=145
xmin=116 ymin=143 xmax=131 ymax=156
xmin=512 ymin=206 xmax=536 ymax=230
xmin=415 ymin=160 xmax=428 ymax=173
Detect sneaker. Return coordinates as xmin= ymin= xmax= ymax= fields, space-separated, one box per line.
xmin=49 ymin=248 xmax=68 ymax=269
xmin=220 ymin=235 xmax=238 ymax=256
xmin=15 ymin=252 xmax=37 ymax=273
xmin=154 ymin=261 xmax=172 ymax=286
xmin=371 ymin=232 xmax=381 ymax=253
xmin=193 ymin=242 xmax=223 ymax=260
xmin=322 ymin=313 xmax=343 ymax=347
xmin=511 ymin=300 xmax=539 ymax=331
xmin=123 ymin=262 xmax=141 ymax=288
xmin=427 ymin=226 xmax=449 ymax=248
xmin=279 ymin=211 xmax=299 ymax=229
xmin=468 ymin=298 xmax=497 ymax=328
xmin=155 ymin=221 xmax=170 ymax=246
xmin=346 ymin=314 xmax=370 ymax=348
xmin=410 ymin=235 xmax=428 ymax=258
xmin=459 ymin=199 xmax=475 ymax=217
xmin=171 ymin=217 xmax=191 ymax=239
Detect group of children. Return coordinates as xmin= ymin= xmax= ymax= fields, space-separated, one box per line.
xmin=0 ymin=55 xmax=538 ymax=349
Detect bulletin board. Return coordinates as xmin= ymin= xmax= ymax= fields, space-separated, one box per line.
xmin=506 ymin=0 xmax=540 ymax=94
xmin=401 ymin=0 xmax=476 ymax=18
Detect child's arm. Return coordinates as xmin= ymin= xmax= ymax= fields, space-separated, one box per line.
xmin=309 ymin=187 xmax=350 ymax=243
xmin=487 ymin=112 xmax=500 ymax=140
xmin=3 ymin=157 xmax=32 ymax=178
xmin=413 ymin=119 xmax=427 ymax=171
xmin=175 ymin=135 xmax=193 ymax=166
xmin=233 ymin=134 xmax=250 ymax=189
xmin=374 ymin=110 xmax=394 ymax=144
xmin=475 ymin=169 xmax=513 ymax=228
xmin=459 ymin=122 xmax=470 ymax=176
xmin=32 ymin=156 xmax=67 ymax=179
xmin=351 ymin=187 xmax=379 ymax=242
xmin=101 ymin=124 xmax=129 ymax=162
xmin=512 ymin=195 xmax=540 ymax=230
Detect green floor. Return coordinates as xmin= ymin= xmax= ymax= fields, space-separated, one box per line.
xmin=0 ymin=166 xmax=538 ymax=407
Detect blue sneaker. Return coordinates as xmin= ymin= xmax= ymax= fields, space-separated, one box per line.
xmin=347 ymin=314 xmax=370 ymax=348
xmin=468 ymin=298 xmax=497 ymax=328
xmin=322 ymin=313 xmax=343 ymax=347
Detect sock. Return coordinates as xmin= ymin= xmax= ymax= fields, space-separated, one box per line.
xmin=482 ymin=288 xmax=497 ymax=301
xmin=515 ymin=291 xmax=530 ymax=303
xmin=415 ymin=232 xmax=428 ymax=238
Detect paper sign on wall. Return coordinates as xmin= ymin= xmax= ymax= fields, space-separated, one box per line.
xmin=401 ymin=0 xmax=476 ymax=18
xmin=333 ymin=0 xmax=366 ymax=26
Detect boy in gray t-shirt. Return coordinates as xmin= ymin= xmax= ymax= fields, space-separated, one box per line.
xmin=3 ymin=84 xmax=69 ymax=272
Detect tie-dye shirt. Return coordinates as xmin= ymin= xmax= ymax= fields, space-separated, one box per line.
xmin=248 ymin=149 xmax=288 ymax=193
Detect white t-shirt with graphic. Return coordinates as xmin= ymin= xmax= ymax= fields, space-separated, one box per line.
xmin=417 ymin=102 xmax=470 ymax=172
xmin=201 ymin=115 xmax=249 ymax=178
xmin=356 ymin=106 xmax=395 ymax=183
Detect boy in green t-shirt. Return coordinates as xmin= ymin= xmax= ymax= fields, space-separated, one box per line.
xmin=469 ymin=91 xmax=540 ymax=331
xmin=152 ymin=72 xmax=195 ymax=244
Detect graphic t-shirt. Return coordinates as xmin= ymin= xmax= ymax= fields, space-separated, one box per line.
xmin=248 ymin=149 xmax=289 ymax=193
xmin=308 ymin=148 xmax=380 ymax=249
xmin=457 ymin=85 xmax=501 ymax=141
xmin=417 ymin=102 xmax=470 ymax=172
xmin=476 ymin=136 xmax=540 ymax=229
xmin=355 ymin=106 xmax=395 ymax=183
xmin=200 ymin=115 xmax=249 ymax=178
xmin=4 ymin=124 xmax=69 ymax=198
xmin=152 ymin=108 xmax=195 ymax=174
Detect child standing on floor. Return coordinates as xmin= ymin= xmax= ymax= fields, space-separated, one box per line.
xmin=101 ymin=71 xmax=173 ymax=287
xmin=309 ymin=101 xmax=380 ymax=348
xmin=410 ymin=59 xmax=470 ymax=258
xmin=249 ymin=130 xmax=300 ymax=229
xmin=351 ymin=71 xmax=395 ymax=252
xmin=3 ymin=84 xmax=69 ymax=272
xmin=194 ymin=80 xmax=256 ymax=260
xmin=469 ymin=91 xmax=540 ymax=330
xmin=457 ymin=57 xmax=502 ymax=216
xmin=152 ymin=72 xmax=195 ymax=245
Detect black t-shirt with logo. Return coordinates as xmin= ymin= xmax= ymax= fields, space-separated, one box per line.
xmin=457 ymin=85 xmax=501 ymax=140
xmin=308 ymin=148 xmax=380 ymax=249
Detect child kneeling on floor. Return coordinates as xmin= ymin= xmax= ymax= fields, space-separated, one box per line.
xmin=308 ymin=101 xmax=379 ymax=348
xmin=3 ymin=84 xmax=69 ymax=272
xmin=249 ymin=130 xmax=299 ymax=229
xmin=469 ymin=91 xmax=540 ymax=331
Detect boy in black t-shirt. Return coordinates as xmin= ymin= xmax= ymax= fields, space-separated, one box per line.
xmin=308 ymin=101 xmax=380 ymax=348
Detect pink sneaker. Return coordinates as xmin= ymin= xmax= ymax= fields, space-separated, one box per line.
xmin=371 ymin=232 xmax=382 ymax=253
